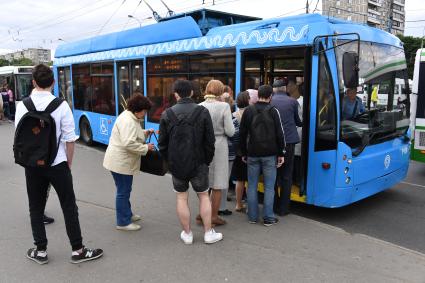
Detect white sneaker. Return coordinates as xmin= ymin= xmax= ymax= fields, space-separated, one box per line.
xmin=180 ymin=230 xmax=193 ymax=245
xmin=131 ymin=214 xmax=141 ymax=222
xmin=116 ymin=223 xmax=141 ymax=231
xmin=204 ymin=229 xmax=223 ymax=244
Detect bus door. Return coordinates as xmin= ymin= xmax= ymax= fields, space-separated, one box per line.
xmin=308 ymin=34 xmax=360 ymax=207
xmin=241 ymin=47 xmax=309 ymax=202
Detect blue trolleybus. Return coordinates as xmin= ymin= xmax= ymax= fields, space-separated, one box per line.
xmin=53 ymin=9 xmax=411 ymax=207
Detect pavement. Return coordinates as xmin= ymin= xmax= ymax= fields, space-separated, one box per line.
xmin=0 ymin=123 xmax=425 ymax=283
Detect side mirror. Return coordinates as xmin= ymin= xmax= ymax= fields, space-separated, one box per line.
xmin=343 ymin=51 xmax=359 ymax=89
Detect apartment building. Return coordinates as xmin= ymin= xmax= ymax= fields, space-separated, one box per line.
xmin=322 ymin=0 xmax=405 ymax=35
xmin=0 ymin=48 xmax=51 ymax=64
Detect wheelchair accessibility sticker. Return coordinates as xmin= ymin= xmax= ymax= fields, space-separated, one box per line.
xmin=100 ymin=118 xmax=108 ymax=135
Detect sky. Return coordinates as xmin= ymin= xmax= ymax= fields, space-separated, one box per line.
xmin=0 ymin=0 xmax=424 ymax=58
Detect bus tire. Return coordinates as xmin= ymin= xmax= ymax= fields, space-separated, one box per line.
xmin=79 ymin=117 xmax=93 ymax=146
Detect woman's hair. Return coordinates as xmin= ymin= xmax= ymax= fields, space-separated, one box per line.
xmin=205 ymin=80 xmax=224 ymax=97
xmin=223 ymin=85 xmax=233 ymax=95
xmin=127 ymin=93 xmax=152 ymax=113
xmin=236 ymin=91 xmax=250 ymax=108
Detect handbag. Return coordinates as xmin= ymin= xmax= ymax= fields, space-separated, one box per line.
xmin=140 ymin=133 xmax=168 ymax=176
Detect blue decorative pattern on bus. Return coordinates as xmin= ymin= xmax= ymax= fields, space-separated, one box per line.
xmin=55 ymin=25 xmax=309 ymax=65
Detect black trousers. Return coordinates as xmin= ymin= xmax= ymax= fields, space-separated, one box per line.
xmin=25 ymin=162 xmax=83 ymax=251
xmin=274 ymin=143 xmax=295 ymax=215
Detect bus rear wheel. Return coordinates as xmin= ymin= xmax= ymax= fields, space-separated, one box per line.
xmin=80 ymin=117 xmax=93 ymax=146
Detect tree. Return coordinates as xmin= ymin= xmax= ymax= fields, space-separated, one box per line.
xmin=0 ymin=59 xmax=10 ymax=67
xmin=10 ymin=58 xmax=34 ymax=66
xmin=397 ymin=34 xmax=423 ymax=79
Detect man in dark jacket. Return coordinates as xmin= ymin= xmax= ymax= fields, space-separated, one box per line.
xmin=239 ymin=84 xmax=285 ymax=226
xmin=271 ymin=79 xmax=303 ymax=216
xmin=158 ymin=79 xmax=223 ymax=245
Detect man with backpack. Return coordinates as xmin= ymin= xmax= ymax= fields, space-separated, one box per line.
xmin=158 ymin=79 xmax=223 ymax=244
xmin=239 ymin=84 xmax=286 ymax=226
xmin=14 ymin=64 xmax=103 ymax=264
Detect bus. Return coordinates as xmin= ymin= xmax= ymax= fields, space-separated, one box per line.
xmin=411 ymin=48 xmax=425 ymax=163
xmin=0 ymin=65 xmax=34 ymax=98
xmin=53 ymin=10 xmax=411 ymax=208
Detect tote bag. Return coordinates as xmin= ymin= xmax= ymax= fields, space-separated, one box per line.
xmin=140 ymin=133 xmax=168 ymax=176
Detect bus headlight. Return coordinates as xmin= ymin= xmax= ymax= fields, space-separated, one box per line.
xmin=344 ymin=167 xmax=349 ymax=174
xmin=345 ymin=177 xmax=351 ymax=184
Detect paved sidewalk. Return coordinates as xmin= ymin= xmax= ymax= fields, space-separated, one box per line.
xmin=0 ymin=124 xmax=424 ymax=283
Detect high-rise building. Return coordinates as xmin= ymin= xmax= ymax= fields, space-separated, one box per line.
xmin=322 ymin=0 xmax=405 ymax=35
xmin=0 ymin=48 xmax=51 ymax=64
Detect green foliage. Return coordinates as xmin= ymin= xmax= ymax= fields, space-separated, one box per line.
xmin=397 ymin=34 xmax=423 ymax=79
xmin=0 ymin=59 xmax=10 ymax=67
xmin=10 ymin=58 xmax=34 ymax=66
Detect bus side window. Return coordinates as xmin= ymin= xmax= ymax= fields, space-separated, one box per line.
xmin=315 ymin=52 xmax=337 ymax=151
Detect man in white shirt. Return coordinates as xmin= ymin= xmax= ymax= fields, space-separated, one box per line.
xmin=14 ymin=64 xmax=103 ymax=265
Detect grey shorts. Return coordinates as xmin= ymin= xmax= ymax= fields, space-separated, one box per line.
xmin=172 ymin=164 xmax=209 ymax=193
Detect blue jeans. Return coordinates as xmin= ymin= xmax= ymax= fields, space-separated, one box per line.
xmin=247 ymin=156 xmax=277 ymax=222
xmin=111 ymin=172 xmax=134 ymax=226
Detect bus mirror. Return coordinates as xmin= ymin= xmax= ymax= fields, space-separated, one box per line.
xmin=343 ymin=51 xmax=359 ymax=89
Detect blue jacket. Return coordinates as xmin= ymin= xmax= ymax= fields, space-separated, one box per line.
xmin=271 ymin=92 xmax=302 ymax=144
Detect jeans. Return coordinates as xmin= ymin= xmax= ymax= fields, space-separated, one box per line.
xmin=111 ymin=172 xmax=134 ymax=226
xmin=25 ymin=162 xmax=83 ymax=251
xmin=275 ymin=143 xmax=295 ymax=214
xmin=247 ymin=156 xmax=277 ymax=222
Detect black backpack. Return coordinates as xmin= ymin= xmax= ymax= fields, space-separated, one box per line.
xmin=13 ymin=97 xmax=64 ymax=168
xmin=166 ymin=106 xmax=204 ymax=180
xmin=248 ymin=105 xmax=278 ymax=156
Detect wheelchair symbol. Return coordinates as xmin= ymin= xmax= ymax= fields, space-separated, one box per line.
xmin=100 ymin=118 xmax=108 ymax=135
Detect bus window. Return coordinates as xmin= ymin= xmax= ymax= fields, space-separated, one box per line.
xmin=146 ymin=51 xmax=235 ymax=123
xmin=72 ymin=64 xmax=92 ymax=112
xmin=58 ymin=67 xmax=72 ymax=108
xmin=315 ymin=52 xmax=336 ymax=151
xmin=117 ymin=60 xmax=144 ymax=114
xmin=337 ymin=41 xmax=410 ymax=150
xmin=16 ymin=75 xmax=33 ymax=100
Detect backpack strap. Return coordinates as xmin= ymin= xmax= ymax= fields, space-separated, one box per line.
xmin=166 ymin=108 xmax=179 ymax=125
xmin=188 ymin=106 xmax=203 ymax=125
xmin=22 ymin=97 xmax=36 ymax=112
xmin=45 ymin=98 xmax=64 ymax=114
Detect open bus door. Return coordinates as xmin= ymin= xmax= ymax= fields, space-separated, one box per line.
xmin=240 ymin=47 xmax=310 ymax=203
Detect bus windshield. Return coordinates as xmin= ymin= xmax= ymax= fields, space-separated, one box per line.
xmin=336 ymin=41 xmax=410 ymax=152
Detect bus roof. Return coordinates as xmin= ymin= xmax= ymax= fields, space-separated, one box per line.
xmin=54 ymin=13 xmax=403 ymax=64
xmin=0 ymin=66 xmax=33 ymax=75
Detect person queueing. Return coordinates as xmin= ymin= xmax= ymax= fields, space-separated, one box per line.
xmin=103 ymin=93 xmax=155 ymax=231
xmin=239 ymin=85 xmax=285 ymax=226
xmin=219 ymin=85 xmax=236 ymax=216
xmin=271 ymin=79 xmax=302 ymax=216
xmin=287 ymin=79 xmax=304 ymax=187
xmin=14 ymin=64 xmax=103 ymax=264
xmin=230 ymin=91 xmax=251 ymax=212
xmin=158 ymin=79 xmax=223 ymax=244
xmin=199 ymin=80 xmax=235 ymax=226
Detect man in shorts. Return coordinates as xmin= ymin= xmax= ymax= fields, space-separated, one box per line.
xmin=159 ymin=79 xmax=223 ymax=245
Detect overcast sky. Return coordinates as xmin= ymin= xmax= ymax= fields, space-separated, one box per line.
xmin=0 ymin=0 xmax=424 ymax=57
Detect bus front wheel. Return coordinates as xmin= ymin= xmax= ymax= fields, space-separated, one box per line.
xmin=80 ymin=117 xmax=93 ymax=146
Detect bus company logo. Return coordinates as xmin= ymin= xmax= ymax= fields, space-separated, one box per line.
xmin=384 ymin=155 xmax=391 ymax=169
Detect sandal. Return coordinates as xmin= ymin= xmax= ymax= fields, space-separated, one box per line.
xmin=211 ymin=217 xmax=227 ymax=226
xmin=196 ymin=215 xmax=216 ymax=227
xmin=235 ymin=205 xmax=246 ymax=213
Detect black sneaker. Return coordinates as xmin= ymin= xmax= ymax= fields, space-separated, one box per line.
xmin=263 ymin=217 xmax=279 ymax=227
xmin=43 ymin=215 xmax=54 ymax=225
xmin=218 ymin=209 xmax=233 ymax=216
xmin=70 ymin=247 xmax=103 ymax=264
xmin=26 ymin=248 xmax=48 ymax=265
